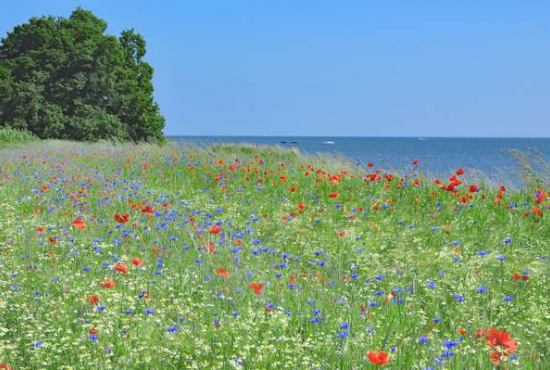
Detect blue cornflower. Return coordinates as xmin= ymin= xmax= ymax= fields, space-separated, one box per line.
xmin=496 ymin=255 xmax=506 ymax=262
xmin=167 ymin=326 xmax=179 ymax=333
xmin=443 ymin=340 xmax=458 ymax=349
xmin=88 ymin=334 xmax=99 ymax=341
xmin=476 ymin=286 xmax=488 ymax=294
xmin=144 ymin=308 xmax=154 ymax=315
xmin=340 ymin=322 xmax=350 ymax=330
xmin=419 ymin=336 xmax=430 ymax=344
xmin=337 ymin=331 xmax=349 ymax=339
xmin=427 ymin=281 xmax=436 ymax=289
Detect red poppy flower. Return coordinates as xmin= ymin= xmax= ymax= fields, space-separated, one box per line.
xmin=489 ymin=351 xmax=502 ymax=366
xmin=469 ymin=185 xmax=480 ymax=192
xmin=367 ymin=351 xmax=390 ymax=365
xmin=141 ymin=205 xmax=154 ymax=214
xmin=114 ymin=263 xmax=128 ymax=274
xmin=0 ymin=362 xmax=13 ymax=370
xmin=456 ymin=168 xmax=465 ymax=175
xmin=297 ymin=203 xmax=306 ymax=212
xmin=511 ymin=272 xmax=521 ymax=281
xmin=48 ymin=237 xmax=57 ymax=245
xmin=485 ymin=328 xmax=517 ymax=352
xmin=100 ymin=277 xmax=116 ymax=288
xmin=215 ymin=267 xmax=231 ymax=279
xmin=132 ymin=258 xmax=143 ymax=266
xmin=89 ymin=328 xmax=98 ymax=335
xmin=329 ymin=192 xmax=339 ymax=199
xmin=249 ymin=282 xmax=264 ymax=295
xmin=412 ymin=159 xmax=419 ymax=165
xmin=115 ymin=213 xmax=130 ymax=224
xmin=87 ymin=295 xmax=99 ymax=305
xmin=71 ymin=218 xmax=87 ymax=231
xmin=209 ymin=225 xmax=221 ymax=234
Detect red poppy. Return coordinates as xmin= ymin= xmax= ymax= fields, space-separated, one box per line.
xmin=115 ymin=213 xmax=130 ymax=223
xmin=132 ymin=258 xmax=143 ymax=266
xmin=87 ymin=295 xmax=99 ymax=305
xmin=469 ymin=184 xmax=480 ymax=192
xmin=511 ymin=272 xmax=521 ymax=281
xmin=71 ymin=218 xmax=87 ymax=231
xmin=329 ymin=192 xmax=339 ymax=199
xmin=141 ymin=205 xmax=154 ymax=214
xmin=114 ymin=263 xmax=128 ymax=274
xmin=367 ymin=351 xmax=390 ymax=365
xmin=297 ymin=203 xmax=306 ymax=212
xmin=37 ymin=227 xmax=46 ymax=233
xmin=100 ymin=277 xmax=116 ymax=288
xmin=209 ymin=225 xmax=221 ymax=234
xmin=0 ymin=362 xmax=13 ymax=370
xmin=89 ymin=328 xmax=98 ymax=335
xmin=456 ymin=168 xmax=465 ymax=176
xmin=489 ymin=351 xmax=502 ymax=366
xmin=215 ymin=267 xmax=231 ymax=279
xmin=412 ymin=159 xmax=419 ymax=166
xmin=48 ymin=237 xmax=57 ymax=245
xmin=485 ymin=328 xmax=517 ymax=352
xmin=249 ymin=282 xmax=264 ymax=295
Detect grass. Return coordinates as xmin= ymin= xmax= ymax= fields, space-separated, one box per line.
xmin=0 ymin=141 xmax=548 ymax=369
xmin=0 ymin=128 xmax=38 ymax=147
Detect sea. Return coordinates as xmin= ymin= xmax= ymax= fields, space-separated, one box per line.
xmin=168 ymin=136 xmax=550 ymax=184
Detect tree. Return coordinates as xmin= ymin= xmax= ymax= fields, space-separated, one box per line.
xmin=0 ymin=8 xmax=165 ymax=142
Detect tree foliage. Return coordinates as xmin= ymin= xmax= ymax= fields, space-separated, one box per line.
xmin=0 ymin=8 xmax=165 ymax=142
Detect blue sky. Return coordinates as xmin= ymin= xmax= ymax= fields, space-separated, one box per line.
xmin=2 ymin=1 xmax=550 ymax=137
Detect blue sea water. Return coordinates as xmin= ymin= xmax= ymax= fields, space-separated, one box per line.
xmin=169 ymin=136 xmax=550 ymax=182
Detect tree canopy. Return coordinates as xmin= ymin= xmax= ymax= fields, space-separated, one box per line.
xmin=0 ymin=8 xmax=165 ymax=142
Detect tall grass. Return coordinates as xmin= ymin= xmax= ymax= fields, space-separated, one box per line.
xmin=0 ymin=127 xmax=38 ymax=147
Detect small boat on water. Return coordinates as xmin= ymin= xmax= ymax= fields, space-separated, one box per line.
xmin=280 ymin=141 xmax=287 ymax=144
xmin=418 ymin=137 xmax=428 ymax=140
xmin=322 ymin=141 xmax=335 ymax=145
xmin=290 ymin=141 xmax=299 ymax=145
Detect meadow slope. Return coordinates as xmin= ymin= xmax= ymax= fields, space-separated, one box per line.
xmin=0 ymin=141 xmax=548 ymax=369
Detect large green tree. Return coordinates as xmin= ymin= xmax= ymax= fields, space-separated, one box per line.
xmin=0 ymin=8 xmax=165 ymax=142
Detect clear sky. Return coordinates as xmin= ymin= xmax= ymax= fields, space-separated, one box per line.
xmin=2 ymin=1 xmax=550 ymax=137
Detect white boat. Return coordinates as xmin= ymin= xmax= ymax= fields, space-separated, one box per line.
xmin=322 ymin=141 xmax=335 ymax=145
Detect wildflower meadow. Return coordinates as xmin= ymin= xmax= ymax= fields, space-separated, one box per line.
xmin=0 ymin=141 xmax=548 ymax=369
